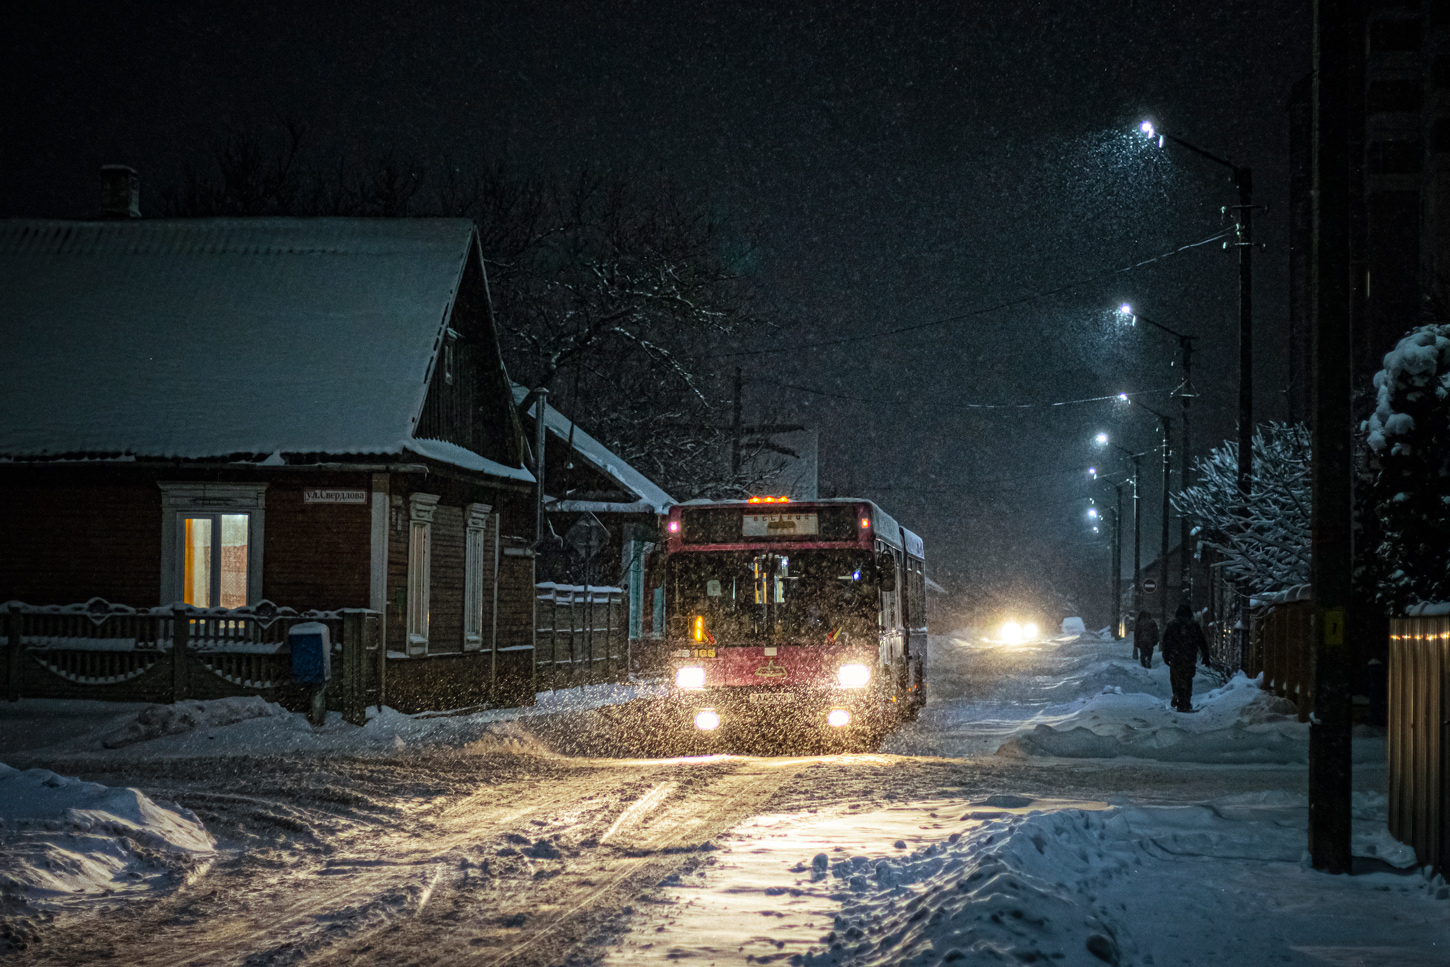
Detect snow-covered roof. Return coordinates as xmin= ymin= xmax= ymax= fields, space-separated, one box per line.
xmin=0 ymin=218 xmax=529 ymax=480
xmin=513 ymin=386 xmax=673 ymax=513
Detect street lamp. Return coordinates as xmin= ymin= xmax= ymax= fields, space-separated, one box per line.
xmin=1116 ymin=303 xmax=1196 ymax=607
xmin=1137 ymin=121 xmax=1255 ymax=505
xmin=1088 ymin=471 xmax=1126 ymax=639
xmin=1125 ymin=398 xmax=1175 ymax=632
xmin=1094 ymin=432 xmax=1144 ymax=624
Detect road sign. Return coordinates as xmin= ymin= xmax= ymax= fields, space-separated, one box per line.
xmin=565 ymin=512 xmax=610 ymax=560
xmin=1142 ymin=578 xmax=1158 ymax=594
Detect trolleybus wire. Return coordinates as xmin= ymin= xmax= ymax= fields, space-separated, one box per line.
xmin=768 ymin=382 xmax=1178 ymax=410
xmin=700 ymin=227 xmax=1234 ymax=358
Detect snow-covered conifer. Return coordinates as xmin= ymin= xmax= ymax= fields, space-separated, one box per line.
xmin=1363 ymin=324 xmax=1450 ymax=610
xmin=1172 ymin=423 xmax=1311 ymax=592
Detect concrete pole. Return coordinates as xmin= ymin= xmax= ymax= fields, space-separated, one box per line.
xmin=1159 ymin=415 xmax=1172 ymax=631
xmin=1308 ymin=0 xmax=1355 ymax=874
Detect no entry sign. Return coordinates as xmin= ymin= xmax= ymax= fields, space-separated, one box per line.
xmin=1143 ymin=578 xmax=1158 ymax=594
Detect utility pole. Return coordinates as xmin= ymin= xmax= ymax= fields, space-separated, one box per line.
xmin=1113 ymin=486 xmax=1123 ymax=638
xmin=533 ymin=387 xmax=549 ymax=545
xmin=1308 ymin=0 xmax=1355 ymax=874
xmin=1233 ymin=166 xmax=1255 ymax=502
xmin=731 ymin=366 xmax=744 ymax=478
xmin=1158 ymin=417 xmax=1172 ymax=629
xmin=1179 ymin=336 xmax=1194 ymax=604
xmin=1121 ymin=307 xmax=1197 ymax=608
xmin=1130 ymin=453 xmax=1142 ymax=621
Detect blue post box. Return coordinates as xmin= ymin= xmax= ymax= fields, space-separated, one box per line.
xmin=289 ymin=622 xmax=332 ymax=685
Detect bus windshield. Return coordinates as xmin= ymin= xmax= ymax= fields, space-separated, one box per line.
xmin=667 ymin=549 xmax=878 ymax=645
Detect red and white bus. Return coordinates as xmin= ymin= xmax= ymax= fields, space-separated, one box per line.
xmin=662 ymin=497 xmax=927 ymax=738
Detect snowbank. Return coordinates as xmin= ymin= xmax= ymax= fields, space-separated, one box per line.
xmin=0 ymin=681 xmax=669 ymax=761
xmin=102 ymin=695 xmax=288 ymax=748
xmin=613 ymin=792 xmax=1439 ymax=967
xmin=890 ymin=632 xmax=1381 ymax=765
xmin=994 ymin=672 xmax=1324 ymax=764
xmin=0 ymin=764 xmax=214 ymax=916
xmin=798 ymin=794 xmax=1432 ymax=967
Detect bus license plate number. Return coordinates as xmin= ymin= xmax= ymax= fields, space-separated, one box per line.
xmin=748 ymin=692 xmax=797 ymax=704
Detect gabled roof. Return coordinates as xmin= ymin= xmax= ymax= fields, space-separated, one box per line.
xmin=0 ymin=218 xmax=531 ymax=481
xmin=513 ymin=385 xmax=674 ymax=513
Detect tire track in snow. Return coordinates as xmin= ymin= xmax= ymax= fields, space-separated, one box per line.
xmin=12 ymin=763 xmax=651 ymax=967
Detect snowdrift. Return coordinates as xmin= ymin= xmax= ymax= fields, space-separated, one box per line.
xmin=102 ymin=695 xmax=288 ymax=748
xmin=994 ymin=672 xmax=1325 ymax=764
xmin=797 ymin=793 xmax=1427 ymax=967
xmin=0 ymin=764 xmax=214 ymax=918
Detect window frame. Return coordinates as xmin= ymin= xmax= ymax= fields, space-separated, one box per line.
xmin=158 ymin=483 xmax=267 ymax=608
xmin=463 ymin=502 xmax=495 ymax=652
xmin=407 ymin=493 xmax=440 ymax=655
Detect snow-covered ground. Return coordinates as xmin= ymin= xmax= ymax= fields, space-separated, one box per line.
xmin=603 ymin=631 xmax=1446 ymax=966
xmin=883 ymin=630 xmax=1381 ymax=765
xmin=607 ymin=791 xmax=1442 ymax=966
xmin=0 ymin=680 xmax=667 ymax=761
xmin=0 ymin=764 xmax=214 ymax=936
xmin=2 ymin=631 xmax=1444 ymax=966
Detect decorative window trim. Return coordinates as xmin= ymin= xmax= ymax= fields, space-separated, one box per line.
xmin=463 ymin=502 xmax=493 ymax=652
xmin=158 ymin=483 xmax=267 ymax=607
xmin=407 ymin=493 xmax=440 ymax=655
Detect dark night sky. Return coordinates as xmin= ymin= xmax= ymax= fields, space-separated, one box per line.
xmin=3 ymin=0 xmax=1312 ymax=625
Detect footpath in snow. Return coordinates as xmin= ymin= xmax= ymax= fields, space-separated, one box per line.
xmin=883 ymin=629 xmax=1381 ymax=765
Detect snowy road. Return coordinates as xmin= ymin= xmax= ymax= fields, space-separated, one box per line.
xmin=3 ymin=634 xmax=1446 ymax=965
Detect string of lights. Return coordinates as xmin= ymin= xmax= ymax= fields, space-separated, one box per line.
xmin=704 ymin=227 xmax=1234 ymax=358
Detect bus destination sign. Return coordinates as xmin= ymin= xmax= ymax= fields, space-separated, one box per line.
xmin=742 ymin=512 xmax=819 ymax=538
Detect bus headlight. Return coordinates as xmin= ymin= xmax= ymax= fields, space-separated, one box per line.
xmin=827 ymin=708 xmax=852 ymax=727
xmin=694 ymin=709 xmax=721 ymax=731
xmin=675 ymin=666 xmax=706 ymax=690
xmin=837 ymin=663 xmax=871 ymax=688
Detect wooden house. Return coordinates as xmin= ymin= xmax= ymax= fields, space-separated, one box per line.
xmin=0 ymin=217 xmax=538 ymax=711
xmin=515 ymin=388 xmax=674 ymax=658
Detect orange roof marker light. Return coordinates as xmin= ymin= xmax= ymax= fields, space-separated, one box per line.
xmin=747 ymin=495 xmax=791 ymax=504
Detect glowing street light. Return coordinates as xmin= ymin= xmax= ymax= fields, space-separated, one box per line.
xmin=1134 ymin=118 xmax=1255 ymax=515
xmin=1088 ymin=508 xmax=1099 ymax=519
xmin=1088 ymin=466 xmax=1098 ymax=478
xmin=1091 ymin=431 xmax=1143 ymax=621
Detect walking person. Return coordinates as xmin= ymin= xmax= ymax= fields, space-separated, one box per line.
xmin=1160 ymin=602 xmax=1210 ymax=712
xmin=1133 ymin=610 xmax=1159 ymax=668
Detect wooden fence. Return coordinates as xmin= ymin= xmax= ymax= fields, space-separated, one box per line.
xmin=534 ymin=583 xmax=626 ymax=692
xmin=1245 ymin=599 xmax=1314 ymax=720
xmin=4 ymin=598 xmax=384 ymax=725
xmin=1388 ymin=614 xmax=1450 ymax=874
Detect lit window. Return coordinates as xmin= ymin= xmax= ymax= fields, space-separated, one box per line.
xmin=182 ymin=514 xmax=250 ymax=608
xmin=159 ymin=483 xmax=266 ymax=609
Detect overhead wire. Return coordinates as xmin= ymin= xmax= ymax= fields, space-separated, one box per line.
xmin=704 ymin=227 xmax=1234 ymax=358
xmin=766 ymin=381 xmax=1179 ymax=410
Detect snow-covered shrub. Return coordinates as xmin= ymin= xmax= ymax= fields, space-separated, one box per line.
xmin=1363 ymin=324 xmax=1450 ymax=611
xmin=1171 ymin=422 xmax=1310 ymax=592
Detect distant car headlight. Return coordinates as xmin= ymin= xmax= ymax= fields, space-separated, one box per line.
xmin=837 ymin=663 xmax=871 ymax=688
xmin=675 ymin=666 xmax=706 ymax=689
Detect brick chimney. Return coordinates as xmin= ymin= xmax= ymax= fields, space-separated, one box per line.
xmin=99 ymin=165 xmax=140 ymax=218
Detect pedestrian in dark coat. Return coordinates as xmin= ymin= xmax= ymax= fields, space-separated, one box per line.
xmin=1160 ymin=602 xmax=1210 ymax=712
xmin=1133 ymin=611 xmax=1160 ymax=668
